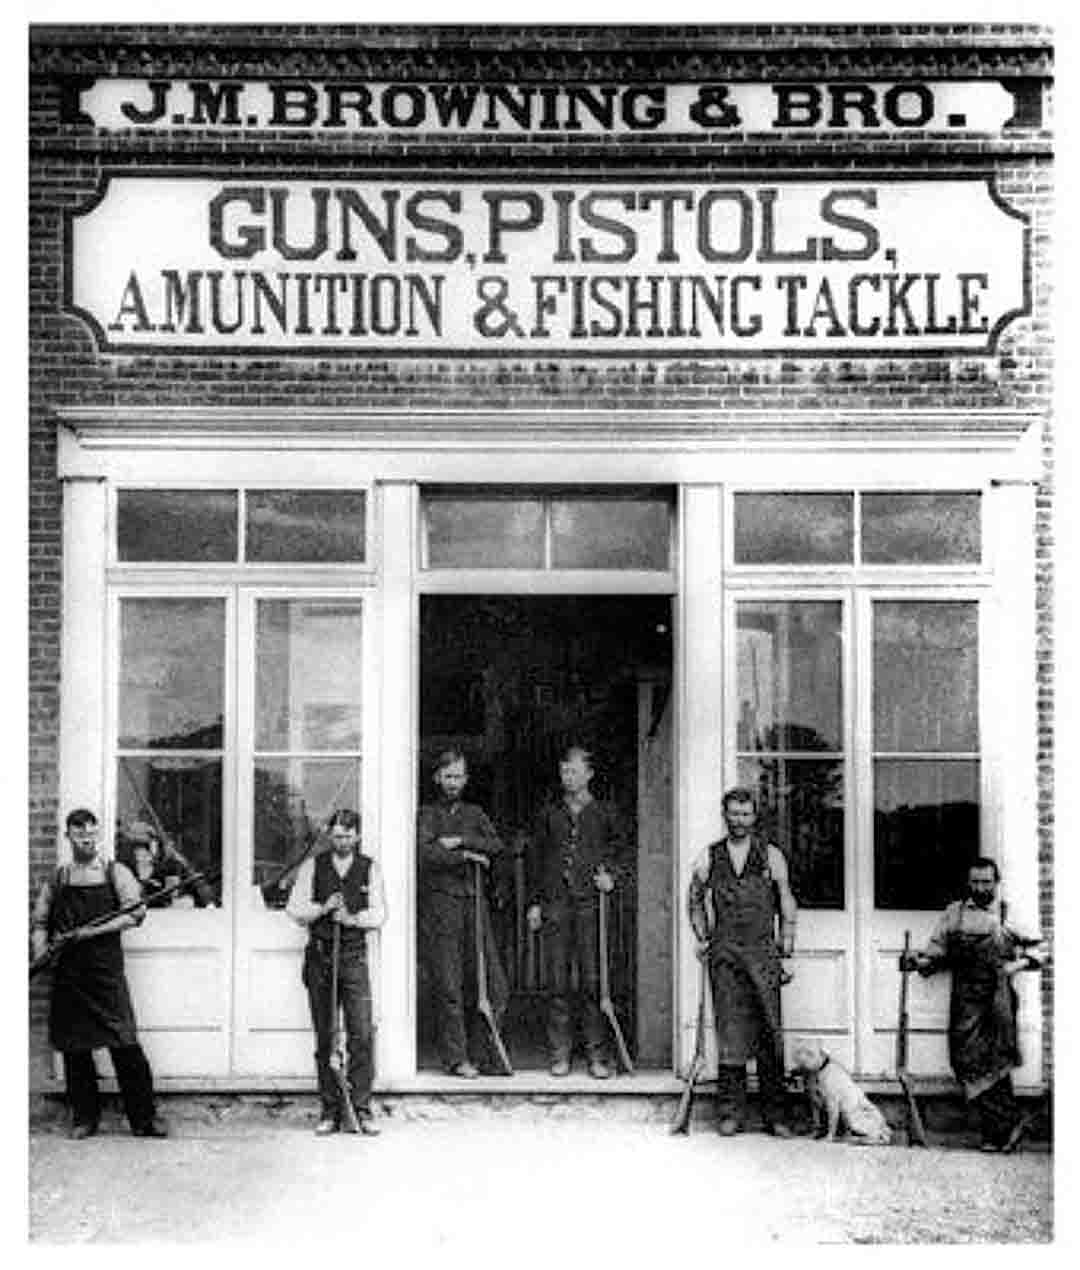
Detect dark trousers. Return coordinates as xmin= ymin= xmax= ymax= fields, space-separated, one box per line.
xmin=716 ymin=1048 xmax=786 ymax=1128
xmin=974 ymin=1073 xmax=1022 ymax=1147
xmin=63 ymin=1045 xmax=156 ymax=1131
xmin=303 ymin=942 xmax=373 ymax=1121
xmin=422 ymin=893 xmax=506 ymax=1071
xmin=545 ymin=898 xmax=608 ymax=1063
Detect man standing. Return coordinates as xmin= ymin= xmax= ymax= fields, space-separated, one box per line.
xmin=688 ymin=787 xmax=798 ymax=1136
xmin=527 ymin=745 xmax=629 ymax=1079
xmin=30 ymin=808 xmax=167 ymax=1139
xmin=417 ymin=748 xmax=508 ymax=1077
xmin=287 ymin=809 xmax=387 ymax=1136
xmin=904 ymin=857 xmax=1045 ymax=1153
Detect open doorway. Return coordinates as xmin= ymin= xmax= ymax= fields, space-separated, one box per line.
xmin=417 ymin=595 xmax=674 ymax=1074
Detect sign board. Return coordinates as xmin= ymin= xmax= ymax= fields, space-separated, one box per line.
xmin=68 ymin=175 xmax=1029 ymax=356
xmin=76 ymin=79 xmax=1017 ymax=135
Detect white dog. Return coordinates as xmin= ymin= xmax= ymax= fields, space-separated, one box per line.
xmin=791 ymin=1039 xmax=892 ymax=1145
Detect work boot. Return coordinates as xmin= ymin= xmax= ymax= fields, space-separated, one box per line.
xmin=448 ymin=1061 xmax=479 ymax=1079
xmin=717 ymin=1117 xmax=740 ymax=1136
xmin=132 ymin=1119 xmax=169 ymax=1138
xmin=1001 ymin=1121 xmax=1026 ymax=1154
xmin=764 ymin=1123 xmax=794 ymax=1139
xmin=314 ymin=1117 xmax=339 ymax=1136
xmin=69 ymin=1121 xmax=99 ymax=1141
xmin=587 ymin=1059 xmax=612 ymax=1080
xmin=550 ymin=1058 xmax=571 ymax=1077
xmin=358 ymin=1115 xmax=381 ymax=1137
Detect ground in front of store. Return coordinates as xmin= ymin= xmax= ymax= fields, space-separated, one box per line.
xmin=27 ymin=1092 xmax=1053 ymax=1247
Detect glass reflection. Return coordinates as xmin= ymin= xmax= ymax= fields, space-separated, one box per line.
xmin=551 ymin=498 xmax=670 ymax=569
xmin=255 ymin=601 xmax=364 ymax=752
xmin=734 ymin=493 xmax=853 ymax=564
xmin=118 ymin=599 xmax=225 ymax=750
xmin=117 ymin=489 xmax=238 ymax=562
xmin=426 ymin=498 xmax=545 ymax=568
xmin=862 ymin=492 xmax=980 ymax=564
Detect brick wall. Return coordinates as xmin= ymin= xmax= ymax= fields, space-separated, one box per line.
xmin=28 ymin=23 xmax=1055 ymax=1081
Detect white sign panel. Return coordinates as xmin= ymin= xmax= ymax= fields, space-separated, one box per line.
xmin=77 ymin=79 xmax=1017 ymax=135
xmin=68 ymin=176 xmax=1028 ymax=356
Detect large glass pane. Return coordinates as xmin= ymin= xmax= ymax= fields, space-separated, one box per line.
xmin=246 ymin=490 xmax=367 ymax=563
xmin=118 ymin=599 xmax=226 ymax=749
xmin=738 ymin=757 xmax=844 ymax=909
xmin=253 ymin=758 xmax=362 ymax=906
xmin=736 ymin=599 xmax=844 ymax=910
xmin=114 ymin=756 xmax=222 ymax=906
xmin=117 ymin=489 xmax=238 ymax=562
xmin=550 ymin=497 xmax=670 ymax=569
xmin=255 ymin=601 xmax=364 ymax=751
xmin=873 ymin=602 xmax=978 ymax=752
xmin=862 ymin=492 xmax=981 ymax=564
xmin=874 ymin=759 xmax=980 ymax=909
xmin=734 ymin=492 xmax=853 ymax=564
xmin=737 ymin=602 xmax=842 ymax=752
xmin=426 ymin=497 xmax=544 ymax=568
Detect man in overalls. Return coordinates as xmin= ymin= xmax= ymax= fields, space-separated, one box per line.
xmin=688 ymin=787 xmax=798 ymax=1136
xmin=904 ymin=857 xmax=1046 ymax=1152
xmin=30 ymin=807 xmax=167 ymax=1139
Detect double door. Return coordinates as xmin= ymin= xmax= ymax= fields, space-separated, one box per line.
xmin=111 ymin=587 xmax=371 ymax=1080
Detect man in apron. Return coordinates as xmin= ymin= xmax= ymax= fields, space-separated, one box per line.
xmin=30 ymin=808 xmax=167 ymax=1139
xmin=688 ymin=787 xmax=798 ymax=1136
xmin=905 ymin=857 xmax=1046 ymax=1153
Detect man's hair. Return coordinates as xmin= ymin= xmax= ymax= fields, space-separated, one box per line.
xmin=969 ymin=855 xmax=1000 ymax=881
xmin=433 ymin=747 xmax=467 ymax=776
xmin=560 ymin=744 xmax=593 ymax=767
xmin=325 ymin=809 xmax=360 ymax=834
xmin=65 ymin=807 xmax=98 ymax=831
xmin=722 ymin=787 xmax=757 ymax=812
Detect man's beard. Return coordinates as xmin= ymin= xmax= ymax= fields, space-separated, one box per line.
xmin=969 ymin=891 xmax=994 ymax=908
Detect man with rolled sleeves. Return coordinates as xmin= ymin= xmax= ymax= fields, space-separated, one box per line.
xmin=688 ymin=787 xmax=798 ymax=1136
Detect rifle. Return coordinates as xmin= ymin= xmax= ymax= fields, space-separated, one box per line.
xmin=671 ymin=955 xmax=708 ymax=1134
xmin=897 ymin=930 xmax=928 ymax=1147
xmin=260 ymin=838 xmax=319 ymax=908
xmin=328 ymin=919 xmax=362 ymax=1134
xmin=30 ymin=868 xmax=218 ymax=979
xmin=598 ymin=886 xmax=634 ymax=1074
xmin=472 ymin=857 xmax=513 ymax=1075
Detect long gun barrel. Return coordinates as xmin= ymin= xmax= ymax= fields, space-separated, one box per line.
xmin=897 ymin=930 xmax=928 ymax=1147
xmin=30 ymin=869 xmax=218 ymax=979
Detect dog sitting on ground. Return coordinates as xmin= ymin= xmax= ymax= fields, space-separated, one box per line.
xmin=790 ymin=1039 xmax=892 ymax=1145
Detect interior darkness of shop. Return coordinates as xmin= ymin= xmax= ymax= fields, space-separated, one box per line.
xmin=417 ymin=595 xmax=674 ymax=1073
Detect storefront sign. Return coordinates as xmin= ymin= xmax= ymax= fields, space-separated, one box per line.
xmin=68 ymin=175 xmax=1028 ymax=356
xmin=76 ymin=79 xmax=1016 ymax=135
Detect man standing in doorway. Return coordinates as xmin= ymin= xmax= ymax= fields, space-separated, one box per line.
xmin=287 ymin=809 xmax=387 ymax=1135
xmin=417 ymin=748 xmax=509 ymax=1077
xmin=903 ymin=857 xmax=1046 ymax=1153
xmin=527 ymin=745 xmax=629 ymax=1079
xmin=30 ymin=808 xmax=168 ymax=1139
xmin=688 ymin=787 xmax=798 ymax=1136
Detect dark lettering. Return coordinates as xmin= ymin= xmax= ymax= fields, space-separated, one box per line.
xmin=188 ymin=81 xmax=243 ymax=126
xmin=819 ymin=189 xmax=880 ymax=261
xmin=209 ymin=187 xmax=266 ymax=260
xmin=120 ymin=80 xmax=169 ymax=125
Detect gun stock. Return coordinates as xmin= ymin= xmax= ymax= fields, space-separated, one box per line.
xmin=897 ymin=930 xmax=928 ymax=1147
xmin=598 ymin=887 xmax=634 ymax=1075
xmin=473 ymin=859 xmax=513 ymax=1075
xmin=329 ymin=920 xmax=362 ymax=1134
xmin=671 ymin=958 xmax=708 ymax=1135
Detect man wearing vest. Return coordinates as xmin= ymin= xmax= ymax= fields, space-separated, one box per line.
xmin=688 ymin=787 xmax=798 ymax=1136
xmin=30 ymin=807 xmax=167 ymax=1139
xmin=287 ymin=809 xmax=388 ymax=1136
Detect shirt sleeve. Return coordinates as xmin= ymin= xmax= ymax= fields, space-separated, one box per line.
xmin=465 ymin=808 xmax=504 ymax=858
xmin=285 ymin=857 xmax=321 ymax=926
xmin=417 ymin=805 xmax=468 ymax=879
xmin=921 ymin=904 xmax=957 ymax=967
xmin=687 ymin=859 xmax=711 ymax=945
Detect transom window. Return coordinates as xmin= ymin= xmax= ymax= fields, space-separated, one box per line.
xmin=422 ymin=486 xmax=674 ymax=570
xmin=733 ymin=491 xmax=980 ymax=565
xmin=116 ymin=488 xmax=368 ymax=564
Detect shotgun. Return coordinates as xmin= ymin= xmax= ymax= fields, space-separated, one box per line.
xmin=30 ymin=869 xmax=218 ymax=979
xmin=897 ymin=930 xmax=928 ymax=1147
xmin=328 ymin=919 xmax=362 ymax=1134
xmin=472 ymin=857 xmax=513 ymax=1075
xmin=671 ymin=955 xmax=708 ymax=1134
xmin=598 ymin=886 xmax=634 ymax=1074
